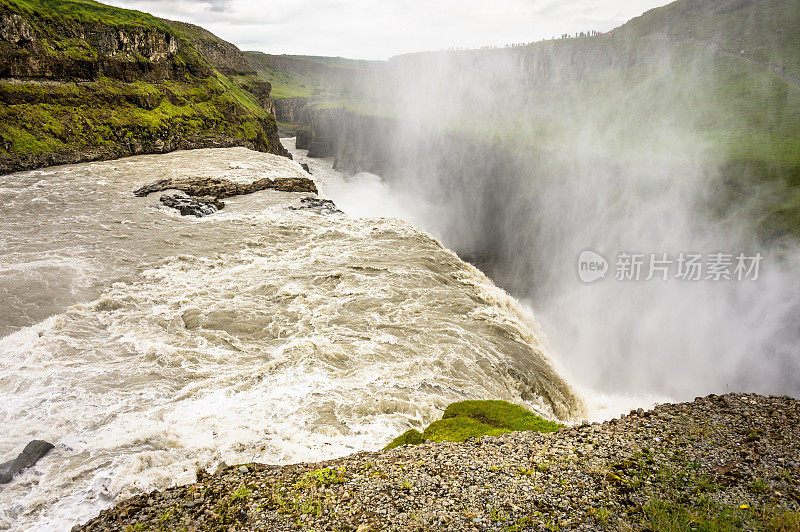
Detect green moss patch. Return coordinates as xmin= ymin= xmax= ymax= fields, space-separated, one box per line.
xmin=443 ymin=400 xmax=564 ymax=433
xmin=386 ymin=429 xmax=426 ymax=448
xmin=385 ymin=400 xmax=563 ymax=450
xmin=422 ymin=417 xmax=508 ymax=444
xmin=0 ymin=75 xmax=279 ymax=160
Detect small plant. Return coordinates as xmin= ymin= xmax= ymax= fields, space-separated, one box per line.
xmin=300 ymin=467 xmax=347 ymax=487
xmin=768 ymin=510 xmax=800 ymax=531
xmin=506 ymin=515 xmax=535 ymax=531
xmin=299 ymin=498 xmax=322 ymax=516
xmin=589 ymin=507 xmax=612 ymax=526
xmin=230 ymin=485 xmax=252 ymax=502
xmin=489 ymin=507 xmax=507 ymax=522
xmin=746 ymin=430 xmax=763 ymax=442
xmin=695 ymin=475 xmax=721 ymax=493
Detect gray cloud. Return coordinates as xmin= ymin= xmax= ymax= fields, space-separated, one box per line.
xmin=105 ymin=0 xmax=671 ymax=59
xmin=206 ymin=0 xmax=232 ymax=13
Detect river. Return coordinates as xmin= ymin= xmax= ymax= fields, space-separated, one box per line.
xmin=0 ymin=141 xmax=597 ymax=530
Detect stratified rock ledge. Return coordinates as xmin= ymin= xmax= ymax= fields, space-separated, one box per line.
xmin=76 ymin=393 xmax=800 ymax=531
xmin=134 ymin=176 xmax=317 ymax=198
xmin=135 ymin=176 xmax=318 ymax=216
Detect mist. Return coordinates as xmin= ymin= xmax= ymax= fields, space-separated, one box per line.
xmin=342 ymin=38 xmax=800 ymax=400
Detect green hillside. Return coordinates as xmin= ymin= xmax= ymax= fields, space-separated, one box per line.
xmin=617 ymin=0 xmax=800 ymax=75
xmin=246 ymin=52 xmax=380 ymax=100
xmin=3 ymin=0 xmax=168 ymax=26
xmin=0 ymin=0 xmax=285 ymax=174
xmin=591 ymin=0 xmax=800 ymax=239
xmin=258 ymin=0 xmax=799 ymax=239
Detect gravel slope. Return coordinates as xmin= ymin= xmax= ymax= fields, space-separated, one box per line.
xmin=77 ymin=393 xmax=800 ymax=531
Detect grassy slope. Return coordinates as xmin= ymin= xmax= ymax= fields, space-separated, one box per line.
xmin=385 ymin=400 xmax=563 ymax=449
xmin=611 ymin=0 xmax=800 ymax=239
xmin=0 ymin=0 xmax=200 ymax=64
xmin=246 ymin=52 xmax=380 ymax=104
xmin=0 ymin=0 xmax=283 ymax=172
xmin=0 ymin=74 xmax=275 ymax=157
xmin=3 ymin=0 xmax=165 ymax=25
xmin=617 ymin=0 xmax=800 ymax=74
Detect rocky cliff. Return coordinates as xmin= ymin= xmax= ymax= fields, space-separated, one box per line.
xmin=0 ymin=0 xmax=287 ymax=175
xmin=283 ymin=104 xmax=394 ymax=175
xmin=273 ymin=97 xmax=312 ymax=126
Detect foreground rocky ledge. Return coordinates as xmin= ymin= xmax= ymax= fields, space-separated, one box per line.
xmin=76 ymin=394 xmax=799 ymax=531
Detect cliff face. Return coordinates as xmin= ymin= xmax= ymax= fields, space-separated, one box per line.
xmin=164 ymin=20 xmax=250 ymax=76
xmin=274 ymin=97 xmax=312 ymax=125
xmin=0 ymin=0 xmax=287 ymax=175
xmin=283 ymin=104 xmax=394 ymax=175
xmin=0 ymin=16 xmax=189 ymax=81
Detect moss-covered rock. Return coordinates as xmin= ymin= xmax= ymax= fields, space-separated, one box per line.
xmin=385 ymin=400 xmax=563 ymax=450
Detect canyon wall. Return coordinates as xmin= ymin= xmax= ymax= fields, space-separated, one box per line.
xmin=0 ymin=0 xmax=286 ymax=175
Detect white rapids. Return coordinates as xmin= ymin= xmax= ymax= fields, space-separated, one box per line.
xmin=0 ymin=142 xmax=583 ymax=530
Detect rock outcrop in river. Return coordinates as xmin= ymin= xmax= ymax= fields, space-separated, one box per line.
xmin=0 ymin=440 xmax=53 ymax=485
xmin=134 ymin=175 xmax=318 ymax=198
xmin=134 ymin=175 xmax=318 ymax=216
xmin=159 ymin=192 xmax=224 ymax=217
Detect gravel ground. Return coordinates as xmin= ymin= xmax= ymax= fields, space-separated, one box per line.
xmin=76 ymin=393 xmax=800 ymax=531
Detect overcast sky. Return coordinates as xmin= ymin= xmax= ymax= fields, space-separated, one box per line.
xmin=105 ymin=0 xmax=671 ymax=60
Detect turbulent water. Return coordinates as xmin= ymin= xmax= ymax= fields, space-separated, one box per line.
xmin=0 ymin=143 xmax=592 ymax=530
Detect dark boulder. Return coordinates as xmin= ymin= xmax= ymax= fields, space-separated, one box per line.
xmin=301 ymin=163 xmax=312 ymax=174
xmin=289 ymin=196 xmax=342 ymax=215
xmin=160 ymin=192 xmax=224 ymax=217
xmin=0 ymin=440 xmax=54 ymax=484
